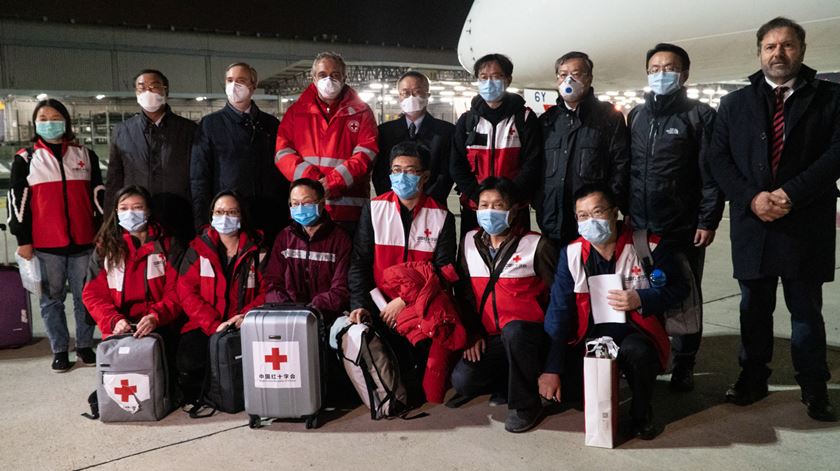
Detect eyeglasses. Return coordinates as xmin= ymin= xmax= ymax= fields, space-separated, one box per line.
xmin=575 ymin=206 xmax=613 ymax=221
xmin=314 ymin=72 xmax=343 ymax=81
xmin=212 ymin=209 xmax=241 ymax=217
xmin=557 ymin=71 xmax=589 ymax=81
xmin=289 ymin=200 xmax=320 ymax=208
xmin=135 ymin=82 xmax=167 ymax=93
xmin=647 ymin=65 xmax=682 ymax=74
xmin=391 ymin=166 xmax=422 ymax=176
xmin=398 ymin=89 xmax=428 ymax=99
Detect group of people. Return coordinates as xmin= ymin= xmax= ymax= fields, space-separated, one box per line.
xmin=7 ymin=16 xmax=838 ymax=439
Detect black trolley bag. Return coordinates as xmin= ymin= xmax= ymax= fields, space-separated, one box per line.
xmin=189 ymin=325 xmax=245 ymax=417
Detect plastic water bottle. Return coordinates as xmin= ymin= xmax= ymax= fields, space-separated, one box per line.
xmin=649 ymin=269 xmax=667 ymax=288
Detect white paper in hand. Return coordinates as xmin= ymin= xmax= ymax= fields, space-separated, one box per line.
xmin=369 ymin=288 xmax=388 ymax=310
xmin=588 ymin=274 xmax=626 ymax=324
xmin=15 ymin=252 xmax=42 ymax=297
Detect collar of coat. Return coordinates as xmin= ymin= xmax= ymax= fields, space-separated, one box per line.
xmin=469 ymin=92 xmax=527 ymax=118
xmin=289 ymin=212 xmax=337 ymax=242
xmin=748 ymin=64 xmax=817 ymax=92
xmin=195 ymin=226 xmax=261 ymax=267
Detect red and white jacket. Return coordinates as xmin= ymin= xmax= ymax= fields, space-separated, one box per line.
xmin=463 ymin=229 xmax=548 ymax=335
xmin=371 ymin=191 xmax=449 ymax=288
xmin=7 ymin=139 xmax=104 ymax=248
xmin=177 ymin=227 xmax=267 ymax=336
xmin=565 ymin=229 xmax=671 ymax=369
xmin=275 ymin=84 xmax=378 ymax=223
xmin=83 ymin=227 xmax=181 ymax=338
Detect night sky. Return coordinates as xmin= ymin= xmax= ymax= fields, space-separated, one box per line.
xmin=0 ymin=0 xmax=473 ymax=50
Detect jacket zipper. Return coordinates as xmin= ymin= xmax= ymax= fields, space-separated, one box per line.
xmin=56 ymin=150 xmax=75 ymax=245
xmin=644 ymin=118 xmax=658 ymax=225
xmin=489 ymin=123 xmax=496 ymax=177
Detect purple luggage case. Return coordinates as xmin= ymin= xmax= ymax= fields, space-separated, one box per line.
xmin=0 ymin=223 xmax=33 ymax=348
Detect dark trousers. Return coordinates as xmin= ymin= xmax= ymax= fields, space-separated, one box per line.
xmin=176 ymin=329 xmax=210 ymax=404
xmin=451 ymin=321 xmax=546 ymax=410
xmin=738 ymin=277 xmax=829 ymax=390
xmin=617 ymin=333 xmax=660 ymax=421
xmin=670 ymin=243 xmax=705 ymax=369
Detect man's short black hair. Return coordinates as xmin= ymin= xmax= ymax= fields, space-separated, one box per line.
xmin=554 ymin=51 xmax=594 ymax=76
xmin=645 ymin=43 xmax=691 ymax=71
xmin=133 ymin=69 xmax=170 ymax=91
xmin=389 ymin=141 xmax=431 ymax=170
xmin=477 ymin=176 xmax=520 ymax=207
xmin=473 ymin=53 xmax=513 ymax=79
xmin=397 ymin=70 xmax=430 ymax=89
xmin=290 ymin=178 xmax=325 ymax=201
xmin=756 ymin=17 xmax=806 ymax=51
xmin=573 ymin=183 xmax=616 ymax=209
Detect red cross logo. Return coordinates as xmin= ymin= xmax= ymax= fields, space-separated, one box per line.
xmin=631 ymin=266 xmax=642 ymax=276
xmin=509 ymin=127 xmax=517 ymax=136
xmin=77 ymin=160 xmax=86 ymax=168
xmin=348 ymin=120 xmax=360 ymax=133
xmin=114 ymin=379 xmax=137 ymax=402
xmin=264 ymin=347 xmax=288 ymax=370
xmin=423 ymin=228 xmax=431 ymax=237
xmin=512 ymin=255 xmax=522 ymax=263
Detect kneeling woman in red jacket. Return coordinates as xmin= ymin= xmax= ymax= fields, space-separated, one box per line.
xmin=176 ymin=191 xmax=267 ymax=405
xmin=83 ymin=185 xmax=182 ymax=339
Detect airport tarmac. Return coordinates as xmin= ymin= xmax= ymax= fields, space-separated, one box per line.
xmin=1 ymin=208 xmax=839 ymax=470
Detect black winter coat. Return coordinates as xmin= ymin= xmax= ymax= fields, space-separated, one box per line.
xmin=627 ymin=89 xmax=724 ymax=241
xmin=710 ymin=66 xmax=840 ymax=281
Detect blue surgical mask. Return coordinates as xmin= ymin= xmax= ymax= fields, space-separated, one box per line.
xmin=390 ymin=172 xmax=422 ymax=199
xmin=647 ymin=71 xmax=681 ymax=96
xmin=212 ymin=215 xmax=240 ymax=235
xmin=35 ymin=120 xmax=66 ymax=140
xmin=478 ymin=79 xmax=505 ymax=102
xmin=291 ymin=203 xmax=320 ymax=227
xmin=578 ymin=218 xmax=612 ymax=245
xmin=476 ymin=209 xmax=510 ymax=236
xmin=117 ymin=210 xmax=147 ymax=233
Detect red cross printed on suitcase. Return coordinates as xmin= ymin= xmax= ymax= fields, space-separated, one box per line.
xmin=264 ymin=348 xmax=289 ymax=370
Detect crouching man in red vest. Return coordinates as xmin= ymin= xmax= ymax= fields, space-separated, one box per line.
xmin=542 ymin=184 xmax=688 ymax=440
xmin=347 ymin=141 xmax=457 ymax=405
xmin=450 ymin=177 xmax=557 ymax=433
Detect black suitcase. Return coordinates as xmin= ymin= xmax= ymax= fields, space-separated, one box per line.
xmin=193 ymin=326 xmax=245 ymax=416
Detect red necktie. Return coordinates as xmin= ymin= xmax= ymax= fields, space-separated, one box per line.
xmin=770 ymin=86 xmax=789 ymax=178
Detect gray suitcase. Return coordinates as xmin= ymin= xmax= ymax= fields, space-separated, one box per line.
xmin=241 ymin=304 xmax=325 ymax=429
xmin=95 ymin=333 xmax=172 ymax=422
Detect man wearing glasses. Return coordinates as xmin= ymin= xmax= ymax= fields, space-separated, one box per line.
xmin=536 ymin=52 xmax=629 ymax=248
xmin=626 ymin=43 xmax=724 ymax=392
xmin=106 ymin=69 xmax=197 ymax=246
xmin=372 ymin=71 xmax=455 ymax=204
xmin=275 ymin=51 xmax=378 ymax=234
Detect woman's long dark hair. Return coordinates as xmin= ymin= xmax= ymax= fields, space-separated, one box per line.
xmin=95 ymin=185 xmax=154 ymax=270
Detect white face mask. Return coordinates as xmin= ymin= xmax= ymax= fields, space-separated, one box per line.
xmin=559 ymin=76 xmax=586 ymax=102
xmin=316 ymin=77 xmax=343 ymax=101
xmin=399 ymin=95 xmax=428 ymax=114
xmin=225 ymin=81 xmax=253 ymax=104
xmin=137 ymin=91 xmax=166 ymax=113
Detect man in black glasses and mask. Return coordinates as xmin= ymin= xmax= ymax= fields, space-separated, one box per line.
xmin=191 ymin=62 xmax=290 ymax=246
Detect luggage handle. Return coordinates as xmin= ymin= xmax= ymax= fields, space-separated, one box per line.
xmin=268 ymin=335 xmax=282 ymax=340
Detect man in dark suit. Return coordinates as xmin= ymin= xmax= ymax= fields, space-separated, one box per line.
xmin=710 ymin=17 xmax=840 ymax=422
xmin=372 ymin=71 xmax=455 ymax=204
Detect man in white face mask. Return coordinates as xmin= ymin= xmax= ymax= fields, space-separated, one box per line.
xmin=191 ymin=62 xmax=288 ymax=247
xmin=372 ymin=71 xmax=455 ymax=203
xmin=106 ymin=69 xmax=198 ymax=245
xmin=275 ymin=51 xmax=378 ymax=234
xmin=626 ymin=43 xmax=723 ymax=393
xmin=536 ymin=51 xmax=629 ymax=248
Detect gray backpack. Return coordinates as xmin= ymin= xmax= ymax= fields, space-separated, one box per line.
xmin=94 ymin=333 xmax=172 ymax=422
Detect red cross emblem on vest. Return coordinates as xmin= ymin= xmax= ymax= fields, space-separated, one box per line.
xmin=423 ymin=228 xmax=431 ymax=237
xmin=631 ymin=265 xmax=642 ymax=276
xmin=512 ymin=255 xmax=522 ymax=263
xmin=114 ymin=379 xmax=137 ymax=402
xmin=264 ymin=347 xmax=288 ymax=370
xmin=77 ymin=160 xmax=86 ymax=168
xmin=348 ymin=120 xmax=360 ymax=133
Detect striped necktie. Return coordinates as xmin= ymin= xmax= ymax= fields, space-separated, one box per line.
xmin=408 ymin=121 xmax=417 ymax=140
xmin=770 ymin=86 xmax=789 ymax=178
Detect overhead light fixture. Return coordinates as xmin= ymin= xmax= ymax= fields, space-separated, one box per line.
xmin=507 ymin=87 xmax=520 ymax=93
xmin=605 ymin=91 xmax=619 ymax=96
xmin=440 ymin=91 xmax=456 ymax=96
xmin=686 ymin=88 xmax=699 ymax=95
xmin=429 ymin=85 xmax=445 ymax=91
xmin=702 ymin=88 xmax=715 ymax=95
xmin=598 ymin=95 xmax=611 ymax=101
xmin=623 ymin=91 xmax=636 ymax=97
xmin=195 ymin=96 xmax=207 ymax=101
xmin=369 ymin=83 xmax=383 ymax=90
xmin=36 ymin=93 xmax=48 ymax=101
xmin=643 ymin=86 xmax=652 ymax=93
xmin=358 ymin=92 xmax=375 ymax=102
xmin=440 ymin=97 xmax=454 ymax=103
xmin=454 ymin=85 xmax=467 ymax=91
xmin=95 ymin=94 xmax=106 ymax=100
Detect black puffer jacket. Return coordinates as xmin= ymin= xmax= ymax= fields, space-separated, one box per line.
xmin=627 ymin=89 xmax=724 ymax=241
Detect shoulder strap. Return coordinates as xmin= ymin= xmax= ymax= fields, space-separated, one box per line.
xmin=631 ymin=229 xmax=654 ymax=275
xmin=464 ymin=111 xmax=480 ymax=146
xmin=476 ymin=236 xmax=521 ymax=317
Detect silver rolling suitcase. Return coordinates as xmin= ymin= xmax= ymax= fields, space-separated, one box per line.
xmin=241 ymin=304 xmax=325 ymax=429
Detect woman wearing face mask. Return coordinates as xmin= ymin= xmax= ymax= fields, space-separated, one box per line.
xmin=8 ymin=98 xmax=105 ymax=372
xmin=176 ymin=191 xmax=267 ymax=407
xmin=264 ymin=178 xmax=352 ymax=326
xmin=451 ymin=177 xmax=557 ymax=433
xmin=83 ymin=185 xmax=182 ymax=340
xmin=450 ymin=53 xmax=542 ymax=236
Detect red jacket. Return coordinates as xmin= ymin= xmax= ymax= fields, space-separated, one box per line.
xmin=275 ymin=84 xmax=378 ymax=223
xmin=264 ymin=217 xmax=352 ymax=324
xmin=83 ymin=228 xmax=181 ymax=338
xmin=380 ymin=262 xmax=467 ymax=403
xmin=178 ymin=228 xmax=267 ymax=336
xmin=8 ymin=139 xmax=104 ymax=248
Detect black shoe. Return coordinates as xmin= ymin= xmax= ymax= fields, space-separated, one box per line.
xmin=504 ymin=406 xmax=543 ymax=433
xmin=725 ymin=372 xmax=768 ymax=406
xmin=444 ymin=393 xmax=474 ymax=409
xmin=801 ymin=392 xmax=838 ymax=422
xmin=76 ymin=347 xmax=96 ymax=365
xmin=489 ymin=391 xmax=508 ymax=407
xmin=52 ymin=352 xmax=72 ymax=372
xmin=669 ymin=365 xmax=695 ymax=392
xmin=632 ymin=416 xmax=664 ymax=440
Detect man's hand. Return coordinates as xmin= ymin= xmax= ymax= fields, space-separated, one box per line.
xmin=538 ymin=373 xmax=562 ymax=402
xmin=463 ymin=338 xmax=486 ymax=362
xmin=135 ymin=314 xmax=158 ymax=338
xmin=17 ymin=244 xmax=34 ymax=261
xmin=318 ymin=177 xmax=331 ymax=200
xmin=694 ymin=228 xmax=716 ymax=247
xmin=750 ymin=191 xmax=790 ymax=222
xmin=347 ymin=308 xmax=371 ymax=324
xmin=607 ymin=289 xmax=642 ymax=311
xmin=112 ymin=319 xmax=132 ymax=335
xmin=216 ymin=314 xmax=245 ymax=333
xmin=770 ymin=188 xmax=792 ymax=210
xmin=380 ymin=297 xmax=406 ymax=329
